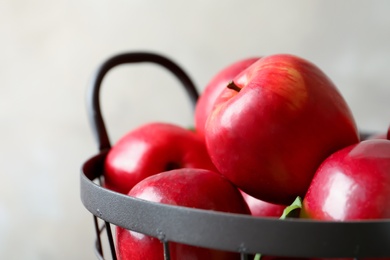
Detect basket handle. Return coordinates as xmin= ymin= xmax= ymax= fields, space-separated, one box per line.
xmin=86 ymin=52 xmax=199 ymax=152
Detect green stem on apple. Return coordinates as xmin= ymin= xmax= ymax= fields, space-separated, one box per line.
xmin=279 ymin=196 xmax=302 ymax=219
xmin=253 ymin=196 xmax=303 ymax=260
xmin=227 ymin=81 xmax=241 ymax=92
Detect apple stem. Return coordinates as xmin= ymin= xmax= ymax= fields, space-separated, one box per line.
xmin=227 ymin=81 xmax=241 ymax=92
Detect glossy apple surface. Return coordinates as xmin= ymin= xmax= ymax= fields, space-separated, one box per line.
xmin=240 ymin=190 xmax=286 ymax=218
xmin=205 ymin=54 xmax=360 ymax=205
xmin=104 ymin=122 xmax=217 ymax=194
xmin=195 ymin=57 xmax=260 ymax=138
xmin=301 ymin=139 xmax=390 ymax=220
xmin=116 ymin=168 xmax=250 ymax=260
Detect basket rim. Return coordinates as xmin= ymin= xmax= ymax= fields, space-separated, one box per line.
xmin=80 ymin=151 xmax=390 ymax=258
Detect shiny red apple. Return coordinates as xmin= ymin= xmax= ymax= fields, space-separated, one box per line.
xmin=195 ymin=57 xmax=260 ymax=138
xmin=116 ymin=168 xmax=250 ymax=260
xmin=240 ymin=190 xmax=286 ymax=218
xmin=205 ymin=54 xmax=360 ymax=205
xmin=300 ymin=139 xmax=390 ymax=220
xmin=104 ymin=122 xmax=217 ymax=194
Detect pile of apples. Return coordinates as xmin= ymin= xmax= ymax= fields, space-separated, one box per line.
xmin=103 ymin=54 xmax=390 ymax=260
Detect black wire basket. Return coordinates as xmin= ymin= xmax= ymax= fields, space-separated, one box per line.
xmin=80 ymin=52 xmax=390 ymax=260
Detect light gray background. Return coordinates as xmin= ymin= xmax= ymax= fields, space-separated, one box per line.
xmin=1 ymin=1 xmax=389 ymax=259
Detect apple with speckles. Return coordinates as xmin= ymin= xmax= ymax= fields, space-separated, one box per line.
xmin=205 ymin=54 xmax=360 ymax=205
xmin=195 ymin=57 xmax=260 ymax=138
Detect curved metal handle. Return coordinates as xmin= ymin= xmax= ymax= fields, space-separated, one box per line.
xmin=86 ymin=52 xmax=199 ymax=152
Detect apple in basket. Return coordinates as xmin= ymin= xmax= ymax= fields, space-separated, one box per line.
xmin=116 ymin=168 xmax=251 ymax=260
xmin=104 ymin=122 xmax=217 ymax=194
xmin=195 ymin=57 xmax=260 ymax=138
xmin=301 ymin=139 xmax=390 ymax=220
xmin=205 ymin=54 xmax=360 ymax=205
xmin=240 ymin=190 xmax=286 ymax=217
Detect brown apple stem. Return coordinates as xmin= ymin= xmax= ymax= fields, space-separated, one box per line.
xmin=227 ymin=81 xmax=241 ymax=92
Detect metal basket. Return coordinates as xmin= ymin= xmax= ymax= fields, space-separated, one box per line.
xmin=80 ymin=52 xmax=390 ymax=260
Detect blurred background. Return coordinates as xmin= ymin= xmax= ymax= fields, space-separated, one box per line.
xmin=1 ymin=0 xmax=389 ymax=259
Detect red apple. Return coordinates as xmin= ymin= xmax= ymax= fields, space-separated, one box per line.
xmin=104 ymin=122 xmax=217 ymax=194
xmin=116 ymin=168 xmax=250 ymax=260
xmin=205 ymin=54 xmax=360 ymax=205
xmin=300 ymin=139 xmax=390 ymax=220
xmin=240 ymin=190 xmax=286 ymax=218
xmin=195 ymin=57 xmax=260 ymax=138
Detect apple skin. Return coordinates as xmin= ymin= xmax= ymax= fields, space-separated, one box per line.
xmin=240 ymin=190 xmax=286 ymax=218
xmin=104 ymin=122 xmax=217 ymax=194
xmin=300 ymin=139 xmax=390 ymax=220
xmin=116 ymin=168 xmax=250 ymax=260
xmin=205 ymin=54 xmax=360 ymax=205
xmin=195 ymin=57 xmax=260 ymax=138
